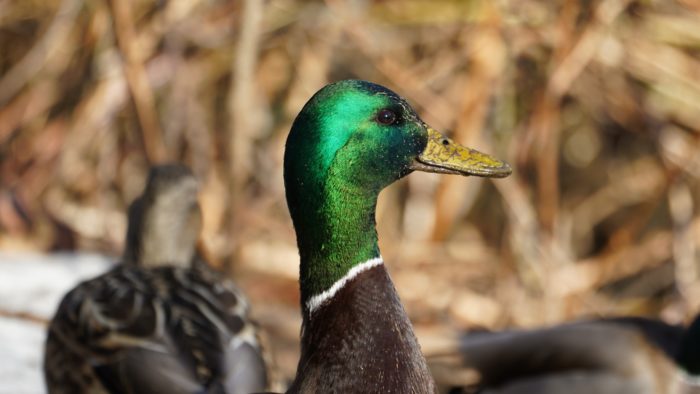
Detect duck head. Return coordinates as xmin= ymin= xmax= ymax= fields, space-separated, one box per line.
xmin=285 ymin=80 xmax=510 ymax=196
xmin=124 ymin=164 xmax=202 ymax=268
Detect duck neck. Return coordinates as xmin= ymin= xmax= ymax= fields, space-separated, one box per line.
xmin=287 ymin=171 xmax=382 ymax=316
xmin=123 ymin=197 xmax=199 ymax=268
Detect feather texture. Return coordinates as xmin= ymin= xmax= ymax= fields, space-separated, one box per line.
xmin=44 ymin=164 xmax=267 ymax=393
xmin=442 ymin=318 xmax=700 ymax=394
xmin=288 ymin=264 xmax=434 ymax=393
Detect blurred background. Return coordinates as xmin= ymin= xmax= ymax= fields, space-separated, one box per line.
xmin=1 ymin=0 xmax=700 ymax=391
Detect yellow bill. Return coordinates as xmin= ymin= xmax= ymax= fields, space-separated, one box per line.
xmin=410 ymin=128 xmax=512 ymax=178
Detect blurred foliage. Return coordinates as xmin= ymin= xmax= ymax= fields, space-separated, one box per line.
xmin=1 ymin=0 xmax=700 ymax=382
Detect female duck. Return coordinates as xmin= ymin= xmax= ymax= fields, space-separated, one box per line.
xmin=283 ymin=80 xmax=511 ymax=393
xmin=44 ymin=164 xmax=267 ymax=394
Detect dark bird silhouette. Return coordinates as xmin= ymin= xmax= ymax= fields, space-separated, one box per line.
xmin=437 ymin=315 xmax=700 ymax=394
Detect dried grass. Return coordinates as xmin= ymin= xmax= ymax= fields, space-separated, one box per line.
xmin=1 ymin=0 xmax=699 ymax=384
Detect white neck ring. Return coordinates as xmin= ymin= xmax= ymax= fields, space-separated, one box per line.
xmin=306 ymin=257 xmax=384 ymax=314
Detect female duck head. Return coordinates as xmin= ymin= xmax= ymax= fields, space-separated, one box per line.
xmin=124 ymin=164 xmax=202 ymax=268
xmin=284 ymin=80 xmax=511 ymax=303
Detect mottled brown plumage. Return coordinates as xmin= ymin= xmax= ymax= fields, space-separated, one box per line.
xmin=44 ymin=164 xmax=267 ymax=394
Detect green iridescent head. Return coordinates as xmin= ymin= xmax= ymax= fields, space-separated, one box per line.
xmin=285 ymin=80 xmax=511 ymax=203
xmin=284 ymin=80 xmax=511 ymax=304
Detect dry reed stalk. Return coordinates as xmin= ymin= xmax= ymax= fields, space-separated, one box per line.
xmin=107 ymin=0 xmax=166 ymax=163
xmin=1 ymin=0 xmax=700 ymax=383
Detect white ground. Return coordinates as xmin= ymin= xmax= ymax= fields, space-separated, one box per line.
xmin=0 ymin=252 xmax=113 ymax=394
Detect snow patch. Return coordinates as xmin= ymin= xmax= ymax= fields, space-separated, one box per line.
xmin=0 ymin=251 xmax=113 ymax=319
xmin=0 ymin=252 xmax=114 ymax=394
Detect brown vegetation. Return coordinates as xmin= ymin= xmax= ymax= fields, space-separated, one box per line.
xmin=1 ymin=0 xmax=699 ymax=382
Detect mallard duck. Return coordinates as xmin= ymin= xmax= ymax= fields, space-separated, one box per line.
xmin=44 ymin=164 xmax=267 ymax=394
xmin=438 ymin=315 xmax=700 ymax=394
xmin=282 ymin=80 xmax=512 ymax=393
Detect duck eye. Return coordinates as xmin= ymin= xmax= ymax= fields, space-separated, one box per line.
xmin=376 ymin=109 xmax=397 ymax=125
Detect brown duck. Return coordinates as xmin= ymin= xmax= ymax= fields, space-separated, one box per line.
xmin=44 ymin=164 xmax=267 ymax=394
